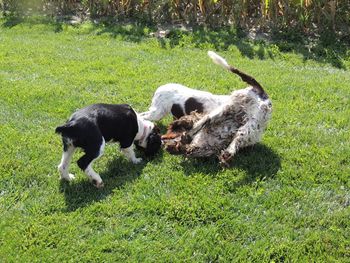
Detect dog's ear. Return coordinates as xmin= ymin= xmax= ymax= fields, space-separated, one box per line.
xmin=144 ymin=128 xmax=161 ymax=157
xmin=153 ymin=125 xmax=161 ymax=133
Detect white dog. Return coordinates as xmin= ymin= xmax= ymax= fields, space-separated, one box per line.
xmin=160 ymin=51 xmax=272 ymax=166
xmin=140 ymin=52 xmax=234 ymax=121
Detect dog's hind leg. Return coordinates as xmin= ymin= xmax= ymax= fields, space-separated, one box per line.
xmin=77 ymin=137 xmax=105 ymax=188
xmin=219 ymin=123 xmax=258 ymax=167
xmin=58 ymin=138 xmax=76 ymax=181
xmin=84 ymin=163 xmax=104 ymax=188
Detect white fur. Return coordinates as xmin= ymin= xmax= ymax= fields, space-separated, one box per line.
xmin=121 ymin=145 xmax=142 ymax=164
xmin=187 ymin=87 xmax=272 ymax=165
xmin=140 ymin=83 xmax=230 ymax=121
xmin=85 ymin=164 xmax=104 ymax=188
xmin=134 ymin=115 xmax=154 ymax=148
xmin=207 ymin=51 xmax=230 ymax=70
xmin=158 ymin=51 xmax=272 ymax=165
xmin=140 ymin=51 xmax=239 ymax=121
xmin=58 ymin=143 xmax=76 ymax=181
xmin=58 ymin=140 xmax=106 ymax=187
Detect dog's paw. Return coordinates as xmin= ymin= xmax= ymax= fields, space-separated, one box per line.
xmin=61 ymin=173 xmax=75 ymax=181
xmin=132 ymin=157 xmax=143 ymax=164
xmin=92 ymin=179 xmax=104 ymax=189
xmin=219 ymin=151 xmax=232 ymax=168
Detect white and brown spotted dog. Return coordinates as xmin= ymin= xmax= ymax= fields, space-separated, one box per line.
xmin=160 ymin=51 xmax=272 ymax=166
xmin=140 ymin=82 xmax=229 ymax=120
xmin=140 ymin=51 xmax=238 ymax=121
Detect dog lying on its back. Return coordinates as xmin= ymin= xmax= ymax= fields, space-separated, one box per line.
xmin=161 ymin=52 xmax=272 ymax=166
xmin=56 ymin=103 xmax=161 ymax=188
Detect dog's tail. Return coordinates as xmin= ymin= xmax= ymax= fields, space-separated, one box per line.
xmin=207 ymin=51 xmax=268 ymax=100
xmin=55 ymin=121 xmax=79 ymax=138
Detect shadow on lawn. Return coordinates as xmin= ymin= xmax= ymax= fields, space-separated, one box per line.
xmin=59 ymin=150 xmax=163 ymax=212
xmin=2 ymin=16 xmax=348 ymax=69
xmin=157 ymin=27 xmax=348 ymax=69
xmin=180 ymin=144 xmax=281 ymax=189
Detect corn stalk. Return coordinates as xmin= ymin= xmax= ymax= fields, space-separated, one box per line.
xmin=0 ymin=0 xmax=348 ymax=37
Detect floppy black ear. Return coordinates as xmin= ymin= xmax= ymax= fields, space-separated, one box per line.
xmin=153 ymin=125 xmax=161 ymax=133
xmin=144 ymin=128 xmax=161 ymax=157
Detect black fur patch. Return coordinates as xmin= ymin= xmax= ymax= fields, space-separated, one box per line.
xmin=56 ymin=104 xmax=139 ymax=170
xmin=144 ymin=126 xmax=161 ymax=156
xmin=62 ymin=137 xmax=69 ymax=152
xmin=185 ymin=98 xmax=203 ymax=115
xmin=171 ymin=103 xmax=184 ymax=119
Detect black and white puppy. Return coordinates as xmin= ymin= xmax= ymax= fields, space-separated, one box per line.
xmin=55 ymin=103 xmax=161 ymax=188
xmin=140 ymin=51 xmax=233 ymax=121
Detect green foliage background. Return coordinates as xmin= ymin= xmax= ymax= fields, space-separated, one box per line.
xmin=1 ymin=0 xmax=349 ymax=40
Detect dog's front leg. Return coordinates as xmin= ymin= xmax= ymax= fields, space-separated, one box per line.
xmin=139 ymin=109 xmax=166 ymax=121
xmin=121 ymin=145 xmax=142 ymax=164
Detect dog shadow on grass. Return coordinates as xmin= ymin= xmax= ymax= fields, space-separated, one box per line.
xmin=179 ymin=143 xmax=281 ymax=189
xmin=59 ymin=150 xmax=164 ymax=212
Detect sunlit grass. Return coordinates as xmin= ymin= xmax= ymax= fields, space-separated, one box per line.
xmin=0 ymin=21 xmax=349 ymax=261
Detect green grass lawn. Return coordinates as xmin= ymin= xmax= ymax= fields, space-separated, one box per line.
xmin=0 ymin=20 xmax=349 ymax=262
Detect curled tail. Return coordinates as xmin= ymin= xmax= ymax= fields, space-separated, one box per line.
xmin=207 ymin=51 xmax=268 ymax=100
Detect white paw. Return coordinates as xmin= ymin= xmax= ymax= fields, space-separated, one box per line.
xmin=132 ymin=157 xmax=143 ymax=164
xmin=61 ymin=173 xmax=75 ymax=181
xmin=92 ymin=179 xmax=104 ymax=189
